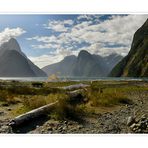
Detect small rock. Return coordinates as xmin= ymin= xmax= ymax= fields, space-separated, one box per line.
xmin=64 ymin=121 xmax=68 ymax=124
xmin=130 ymin=123 xmax=136 ymax=129
xmin=2 ymin=103 xmax=9 ymax=107
xmin=48 ymin=123 xmax=55 ymax=127
xmin=67 ymin=122 xmax=73 ymax=126
xmin=141 ymin=114 xmax=147 ymax=121
xmin=58 ymin=126 xmax=63 ymax=131
xmin=137 ymin=129 xmax=142 ymax=133
xmin=7 ymin=108 xmax=11 ymax=111
xmin=58 ymin=129 xmax=63 ymax=132
xmin=1 ymin=125 xmax=8 ymax=130
xmin=0 ymin=111 xmax=4 ymax=115
xmin=132 ymin=128 xmax=137 ymax=132
xmin=47 ymin=127 xmax=52 ymax=131
xmin=127 ymin=116 xmax=135 ymax=126
xmin=140 ymin=122 xmax=147 ymax=130
xmin=62 ymin=126 xmax=67 ymax=130
xmin=100 ymin=123 xmax=104 ymax=126
xmin=77 ymin=125 xmax=83 ymax=129
xmin=136 ymin=123 xmax=141 ymax=128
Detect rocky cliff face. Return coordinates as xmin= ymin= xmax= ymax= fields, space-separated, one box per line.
xmin=110 ymin=19 xmax=148 ymax=77
xmin=0 ymin=38 xmax=47 ymax=77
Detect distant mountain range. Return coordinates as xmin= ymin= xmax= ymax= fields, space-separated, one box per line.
xmin=1 ymin=18 xmax=147 ymax=78
xmin=110 ymin=19 xmax=148 ymax=77
xmin=0 ymin=38 xmax=47 ymax=77
xmin=42 ymin=50 xmax=123 ymax=77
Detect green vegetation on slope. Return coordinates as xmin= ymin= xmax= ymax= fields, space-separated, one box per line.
xmin=110 ymin=19 xmax=148 ymax=77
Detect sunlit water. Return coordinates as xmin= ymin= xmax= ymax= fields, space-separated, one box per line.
xmin=0 ymin=77 xmax=147 ymax=82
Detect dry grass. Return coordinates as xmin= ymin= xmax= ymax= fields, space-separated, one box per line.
xmin=0 ymin=80 xmax=146 ymax=120
xmin=0 ymin=90 xmax=19 ymax=104
xmin=51 ymin=97 xmax=85 ymax=121
xmin=87 ymin=91 xmax=132 ymax=107
xmin=22 ymin=93 xmax=68 ymax=110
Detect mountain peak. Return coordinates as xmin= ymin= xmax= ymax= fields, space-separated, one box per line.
xmin=8 ymin=38 xmax=18 ymax=44
xmin=78 ymin=50 xmax=91 ymax=58
xmin=0 ymin=38 xmax=47 ymax=77
xmin=0 ymin=38 xmax=21 ymax=52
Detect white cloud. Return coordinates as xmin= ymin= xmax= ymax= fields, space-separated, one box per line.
xmin=77 ymin=15 xmax=101 ymax=22
xmin=28 ymin=54 xmax=64 ymax=68
xmin=63 ymin=20 xmax=74 ymax=25
xmin=27 ymin=15 xmax=148 ymax=67
xmin=80 ymin=43 xmax=129 ymax=57
xmin=45 ymin=19 xmax=74 ymax=32
xmin=31 ymin=43 xmax=60 ymax=49
xmin=0 ymin=27 xmax=26 ymax=45
xmin=70 ymin=15 xmax=148 ymax=47
xmin=27 ymin=35 xmax=57 ymax=44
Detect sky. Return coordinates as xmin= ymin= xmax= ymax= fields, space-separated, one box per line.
xmin=0 ymin=14 xmax=148 ymax=68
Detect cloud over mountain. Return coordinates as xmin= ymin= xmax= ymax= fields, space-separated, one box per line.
xmin=0 ymin=27 xmax=26 ymax=45
xmin=27 ymin=15 xmax=148 ymax=67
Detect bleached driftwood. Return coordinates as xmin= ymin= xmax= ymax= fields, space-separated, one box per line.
xmin=62 ymin=83 xmax=90 ymax=91
xmin=9 ymin=101 xmax=58 ymax=127
xmin=9 ymin=84 xmax=89 ymax=127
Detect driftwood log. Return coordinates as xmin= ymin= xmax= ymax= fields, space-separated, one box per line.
xmin=9 ymin=101 xmax=58 ymax=127
xmin=61 ymin=83 xmax=90 ymax=91
xmin=9 ymin=84 xmax=89 ymax=127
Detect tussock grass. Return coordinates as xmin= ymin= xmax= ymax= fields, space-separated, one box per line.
xmin=84 ymin=83 xmax=133 ymax=107
xmin=51 ymin=97 xmax=85 ymax=121
xmin=87 ymin=91 xmax=132 ymax=107
xmin=5 ymin=86 xmax=62 ymax=95
xmin=22 ymin=92 xmax=85 ymax=121
xmin=0 ymin=90 xmax=18 ymax=104
xmin=22 ymin=93 xmax=68 ymax=110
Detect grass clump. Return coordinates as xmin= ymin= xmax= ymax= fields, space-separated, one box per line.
xmin=0 ymin=90 xmax=19 ymax=104
xmin=52 ymin=97 xmax=85 ymax=121
xmin=5 ymin=86 xmax=62 ymax=95
xmin=86 ymin=87 xmax=132 ymax=107
xmin=22 ymin=91 xmax=85 ymax=121
xmin=22 ymin=93 xmax=68 ymax=110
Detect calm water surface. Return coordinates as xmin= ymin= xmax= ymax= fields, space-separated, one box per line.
xmin=0 ymin=77 xmax=147 ymax=82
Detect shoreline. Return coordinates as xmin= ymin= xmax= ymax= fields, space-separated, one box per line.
xmin=0 ymin=77 xmax=148 ymax=82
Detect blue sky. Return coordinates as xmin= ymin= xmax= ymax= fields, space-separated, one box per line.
xmin=0 ymin=14 xmax=147 ymax=68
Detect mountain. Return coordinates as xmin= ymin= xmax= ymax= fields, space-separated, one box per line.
xmin=71 ymin=50 xmax=108 ymax=77
xmin=104 ymin=53 xmax=123 ymax=72
xmin=42 ymin=55 xmax=77 ymax=76
xmin=42 ymin=50 xmax=123 ymax=77
xmin=0 ymin=38 xmax=47 ymax=77
xmin=110 ymin=19 xmax=148 ymax=77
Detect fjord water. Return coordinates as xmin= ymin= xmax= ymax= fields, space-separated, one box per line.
xmin=0 ymin=77 xmax=147 ymax=82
